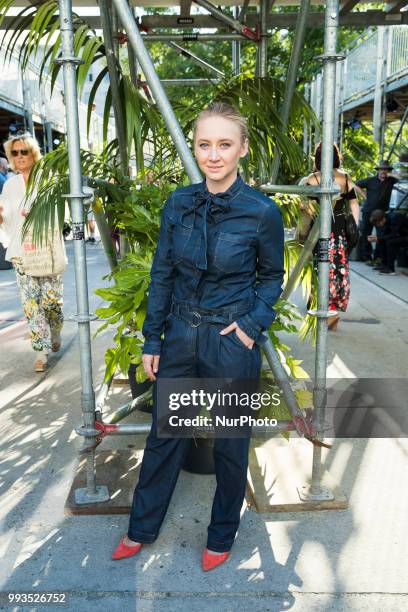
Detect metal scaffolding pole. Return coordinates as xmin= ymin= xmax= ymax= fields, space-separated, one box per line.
xmin=260 ymin=182 xmax=340 ymax=302
xmin=270 ymin=0 xmax=311 ymax=182
xmin=192 ymin=0 xmax=259 ymax=40
xmin=303 ymin=83 xmax=310 ymax=155
xmin=232 ymin=6 xmax=241 ymax=76
xmin=21 ymin=75 xmax=34 ymax=136
xmin=373 ymin=26 xmax=386 ymax=145
xmin=112 ymin=0 xmax=201 ymax=183
xmin=168 ymin=42 xmax=225 ymax=78
xmin=138 ymin=79 xmax=221 ymax=87
xmin=258 ymin=0 xmax=269 ymax=78
xmin=125 ymin=2 xmax=139 ymax=90
xmin=387 ymin=105 xmax=408 ymax=161
xmin=144 ymin=34 xmax=250 ymax=42
xmin=57 ymin=0 xmax=109 ymax=504
xmin=300 ymin=0 xmax=341 ymax=502
xmin=44 ymin=121 xmax=53 ymax=153
xmin=98 ymin=0 xmax=128 ymax=173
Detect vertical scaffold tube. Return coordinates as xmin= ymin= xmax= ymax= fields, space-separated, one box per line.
xmin=112 ymin=0 xmax=202 ymax=184
xmin=270 ymin=0 xmax=311 ymax=183
xmin=258 ymin=0 xmax=269 ymax=78
xmin=310 ymin=0 xmax=339 ymax=500
xmin=58 ymin=0 xmax=109 ymax=504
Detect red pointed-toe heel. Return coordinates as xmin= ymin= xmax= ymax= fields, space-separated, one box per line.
xmin=201 ymin=548 xmax=230 ymax=572
xmin=111 ymin=536 xmax=143 ymax=560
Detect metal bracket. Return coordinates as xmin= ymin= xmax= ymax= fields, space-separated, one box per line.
xmin=297 ymin=484 xmax=335 ymax=502
xmin=76 ymin=421 xmax=119 ymax=438
xmin=315 ymin=52 xmax=346 ymax=62
xmin=307 ymin=309 xmax=338 ymax=318
xmin=74 ymin=486 xmax=110 ymax=504
xmin=76 ymin=425 xmax=100 ymax=437
xmin=76 ymin=421 xmax=119 ymax=454
xmin=69 ymin=313 xmax=98 ymax=323
xmin=62 ymin=193 xmax=88 ymax=199
xmin=63 ymin=184 xmax=95 ymax=205
xmin=54 ymin=56 xmax=85 ymax=66
xmin=313 ymin=187 xmax=342 ymax=195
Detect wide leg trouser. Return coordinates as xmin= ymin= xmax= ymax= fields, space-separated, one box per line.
xmin=12 ymin=259 xmax=64 ymax=352
xmin=128 ymin=312 xmax=262 ymax=552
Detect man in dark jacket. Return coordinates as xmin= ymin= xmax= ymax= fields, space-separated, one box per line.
xmin=368 ymin=209 xmax=408 ymax=275
xmin=355 ymin=160 xmax=399 ymax=263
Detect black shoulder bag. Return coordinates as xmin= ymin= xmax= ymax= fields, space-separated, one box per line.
xmin=344 ymin=174 xmax=359 ymax=253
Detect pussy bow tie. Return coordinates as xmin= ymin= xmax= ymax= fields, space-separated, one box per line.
xmin=181 ymin=188 xmax=233 ymax=270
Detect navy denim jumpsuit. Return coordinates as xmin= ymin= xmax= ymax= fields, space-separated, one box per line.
xmin=128 ymin=174 xmax=285 ymax=552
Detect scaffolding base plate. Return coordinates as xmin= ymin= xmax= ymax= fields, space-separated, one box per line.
xmin=297 ymin=484 xmax=335 ymax=502
xmin=246 ymin=437 xmax=348 ymax=513
xmin=74 ymin=485 xmax=110 ymax=505
xmin=65 ymin=450 xmax=144 ymax=515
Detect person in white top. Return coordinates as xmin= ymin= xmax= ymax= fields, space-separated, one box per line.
xmin=0 ymin=134 xmax=64 ymax=372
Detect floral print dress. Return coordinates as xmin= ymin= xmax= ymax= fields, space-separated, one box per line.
xmin=327 ymin=216 xmax=350 ymax=312
xmin=310 ymin=186 xmax=356 ymax=313
xmin=12 ymin=258 xmax=64 ymax=352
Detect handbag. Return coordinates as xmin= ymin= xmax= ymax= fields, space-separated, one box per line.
xmin=344 ymin=206 xmax=359 ymax=252
xmin=343 ymin=174 xmax=359 ymax=253
xmin=21 ymin=227 xmax=67 ymax=277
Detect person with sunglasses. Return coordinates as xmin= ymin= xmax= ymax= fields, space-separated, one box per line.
xmin=0 ymin=134 xmax=64 ymax=372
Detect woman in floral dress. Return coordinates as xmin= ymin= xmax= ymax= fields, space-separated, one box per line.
xmin=0 ymin=134 xmax=64 ymax=371
xmin=301 ymin=143 xmax=360 ymax=330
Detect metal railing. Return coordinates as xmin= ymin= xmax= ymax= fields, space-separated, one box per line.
xmin=310 ymin=25 xmax=408 ymax=114
xmin=344 ymin=29 xmax=378 ymax=101
xmin=388 ymin=25 xmax=408 ymax=79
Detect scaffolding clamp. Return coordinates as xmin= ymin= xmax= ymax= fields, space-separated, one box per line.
xmin=54 ymin=56 xmax=85 ymax=66
xmin=315 ymin=52 xmax=345 ymax=63
xmin=242 ymin=25 xmax=260 ymax=42
xmin=69 ymin=314 xmax=98 ymax=323
xmin=77 ymin=421 xmax=119 ymax=454
xmin=287 ymin=411 xmax=332 ymax=449
xmin=307 ymin=309 xmax=338 ymax=318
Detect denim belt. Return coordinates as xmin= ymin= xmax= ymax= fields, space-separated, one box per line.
xmin=171 ymin=300 xmax=251 ymax=328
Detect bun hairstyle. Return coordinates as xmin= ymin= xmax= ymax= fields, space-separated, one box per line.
xmin=4 ymin=133 xmax=42 ymax=172
xmin=193 ymin=101 xmax=249 ymax=144
xmin=313 ymin=141 xmax=341 ymax=171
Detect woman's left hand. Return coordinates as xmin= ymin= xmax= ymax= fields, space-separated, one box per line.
xmin=220 ymin=322 xmax=255 ymax=349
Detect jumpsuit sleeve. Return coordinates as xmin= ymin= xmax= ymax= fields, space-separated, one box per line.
xmin=235 ymin=200 xmax=285 ymax=344
xmin=142 ymin=194 xmax=176 ymax=355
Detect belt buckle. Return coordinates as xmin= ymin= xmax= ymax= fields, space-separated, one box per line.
xmin=190 ymin=311 xmax=201 ymax=327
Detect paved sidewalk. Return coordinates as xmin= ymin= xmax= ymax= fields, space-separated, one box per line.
xmin=0 ymin=243 xmax=407 ymax=611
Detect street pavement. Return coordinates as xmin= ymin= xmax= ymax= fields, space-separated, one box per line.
xmin=0 ymin=241 xmax=407 ymax=612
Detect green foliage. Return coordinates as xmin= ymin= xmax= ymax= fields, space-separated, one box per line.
xmin=268 ymin=299 xmax=309 ymax=379
xmin=23 ymin=144 xmax=130 ymax=242
xmin=342 ymin=124 xmax=380 ymax=179
xmin=95 ymin=253 xmax=152 ymax=381
xmin=104 ymin=181 xmax=176 ymax=255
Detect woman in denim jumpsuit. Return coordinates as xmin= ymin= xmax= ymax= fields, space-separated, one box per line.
xmin=112 ymin=103 xmax=285 ymax=570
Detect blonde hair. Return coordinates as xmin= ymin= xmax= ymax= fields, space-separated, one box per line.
xmin=193 ymin=102 xmax=249 ymax=144
xmin=3 ymin=133 xmax=42 ymax=172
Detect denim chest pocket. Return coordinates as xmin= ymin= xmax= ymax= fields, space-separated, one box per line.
xmin=169 ymin=225 xmax=191 ymax=264
xmin=210 ymin=231 xmax=254 ymax=274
